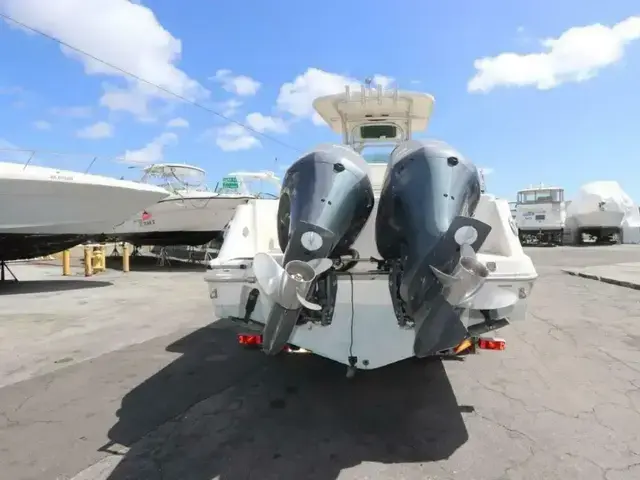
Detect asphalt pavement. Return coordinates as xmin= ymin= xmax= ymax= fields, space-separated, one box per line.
xmin=1 ymin=245 xmax=640 ymax=480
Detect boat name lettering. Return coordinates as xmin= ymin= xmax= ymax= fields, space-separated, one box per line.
xmin=50 ymin=174 xmax=74 ymax=181
xmin=136 ymin=219 xmax=156 ymax=227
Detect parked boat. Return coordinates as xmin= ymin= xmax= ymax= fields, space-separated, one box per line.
xmin=0 ymin=161 xmax=169 ymax=261
xmin=204 ymin=82 xmax=538 ymax=377
xmin=112 ymin=163 xmax=280 ymax=247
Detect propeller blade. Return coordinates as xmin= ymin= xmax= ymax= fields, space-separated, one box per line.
xmin=253 ymin=252 xmax=284 ymax=298
xmin=307 ymin=257 xmax=333 ymax=276
xmin=296 ymin=291 xmax=322 ymax=311
xmin=430 ymin=266 xmax=457 ymax=287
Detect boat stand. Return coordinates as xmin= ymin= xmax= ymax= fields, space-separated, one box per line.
xmin=155 ymin=247 xmax=171 ymax=267
xmin=0 ymin=261 xmax=18 ymax=283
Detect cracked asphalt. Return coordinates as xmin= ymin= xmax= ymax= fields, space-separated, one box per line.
xmin=2 ymin=245 xmax=640 ymax=480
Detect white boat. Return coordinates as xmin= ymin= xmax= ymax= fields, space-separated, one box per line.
xmin=514 ymin=184 xmax=567 ymax=245
xmin=565 ymin=181 xmax=627 ymax=244
xmin=0 ymin=161 xmax=170 ymax=261
xmin=204 ymin=83 xmax=538 ymax=376
xmin=112 ymin=164 xmax=281 ymax=247
xmin=508 ymin=201 xmax=517 ymax=220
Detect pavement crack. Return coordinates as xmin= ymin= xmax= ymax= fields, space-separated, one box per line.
xmin=598 ymin=348 xmax=640 ymax=375
xmin=604 ymin=461 xmax=640 ymax=480
xmin=529 ymin=311 xmax=578 ymax=346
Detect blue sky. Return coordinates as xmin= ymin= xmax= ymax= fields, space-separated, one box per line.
xmin=0 ymin=0 xmax=639 ymax=201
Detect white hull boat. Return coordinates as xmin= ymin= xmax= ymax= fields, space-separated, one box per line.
xmin=566 ymin=181 xmax=629 ymax=244
xmin=514 ymin=184 xmax=567 ymax=245
xmin=0 ymin=162 xmax=169 ymax=261
xmin=204 ymin=83 xmax=538 ymax=376
xmin=112 ymin=164 xmax=280 ymax=246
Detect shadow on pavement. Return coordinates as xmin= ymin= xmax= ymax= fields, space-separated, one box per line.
xmin=0 ymin=279 xmax=112 ymax=295
xmin=105 ymin=255 xmax=206 ymax=273
xmin=103 ymin=319 xmax=470 ymax=480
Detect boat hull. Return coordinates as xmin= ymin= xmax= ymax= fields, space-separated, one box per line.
xmin=112 ymin=195 xmax=252 ymax=246
xmin=0 ymin=162 xmax=169 ymax=260
xmin=205 ymin=255 xmax=536 ymax=369
xmin=0 ymin=234 xmax=89 ymax=261
xmin=568 ymin=211 xmax=625 ymax=229
xmin=0 ymin=163 xmax=169 ymax=235
xmin=204 ymin=193 xmax=538 ymax=371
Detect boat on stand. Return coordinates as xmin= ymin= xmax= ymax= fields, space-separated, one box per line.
xmin=0 ymin=161 xmax=170 ymax=280
xmin=204 ymin=82 xmax=538 ymax=377
xmin=111 ymin=164 xmax=281 ymax=259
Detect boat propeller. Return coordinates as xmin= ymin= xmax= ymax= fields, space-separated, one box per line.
xmin=253 ymin=252 xmax=333 ymax=354
xmin=430 ymin=229 xmax=520 ymax=312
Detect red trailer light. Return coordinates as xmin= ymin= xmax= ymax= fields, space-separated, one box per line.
xmin=238 ymin=334 xmax=263 ymax=346
xmin=477 ymin=338 xmax=506 ymax=351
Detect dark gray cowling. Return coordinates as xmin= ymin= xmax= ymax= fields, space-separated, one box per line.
xmin=375 ymin=139 xmax=492 ymax=357
xmin=255 ymin=144 xmax=375 ymax=355
xmin=277 ymin=144 xmax=375 ymax=263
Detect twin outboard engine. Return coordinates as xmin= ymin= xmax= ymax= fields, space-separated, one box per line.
xmin=376 ymin=139 xmax=492 ymax=357
xmin=253 ymin=144 xmax=375 ymax=354
xmin=254 ymin=138 xmax=493 ymax=358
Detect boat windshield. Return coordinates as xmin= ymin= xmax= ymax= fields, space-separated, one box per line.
xmin=360 ymin=145 xmax=396 ymax=164
xmin=214 ymin=173 xmax=280 ymax=198
xmin=141 ymin=164 xmax=209 ymax=193
xmin=517 ymin=189 xmax=564 ymax=204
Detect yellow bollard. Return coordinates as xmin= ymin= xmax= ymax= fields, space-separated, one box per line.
xmin=91 ymin=245 xmax=106 ymax=273
xmin=122 ymin=243 xmax=130 ymax=273
xmin=62 ymin=250 xmax=71 ymax=276
xmin=100 ymin=245 xmax=106 ymax=271
xmin=84 ymin=246 xmax=93 ymax=277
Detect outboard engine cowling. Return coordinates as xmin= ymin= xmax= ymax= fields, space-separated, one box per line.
xmin=254 ymin=144 xmax=375 ymax=354
xmin=376 ymin=139 xmax=492 ymax=357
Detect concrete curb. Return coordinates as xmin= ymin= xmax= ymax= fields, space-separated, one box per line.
xmin=562 ymin=269 xmax=640 ymax=291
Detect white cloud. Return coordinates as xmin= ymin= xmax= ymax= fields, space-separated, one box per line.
xmin=372 ymin=74 xmax=395 ymax=89
xmin=122 ymin=132 xmax=178 ymax=164
xmin=245 ymin=112 xmax=288 ymax=134
xmin=76 ymin=121 xmax=114 ymax=139
xmin=468 ymin=16 xmax=640 ymax=93
xmin=50 ymin=105 xmax=92 ymax=118
xmin=211 ymin=69 xmax=261 ymax=96
xmin=217 ymin=98 xmax=242 ymax=117
xmin=33 ymin=120 xmax=51 ymax=130
xmin=276 ymin=68 xmax=393 ymax=125
xmin=1 ymin=0 xmax=209 ymax=119
xmin=166 ymin=117 xmax=189 ymax=128
xmin=479 ymin=167 xmax=494 ymax=176
xmin=211 ymin=111 xmax=287 ymax=152
xmin=215 ymin=123 xmax=261 ymax=152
